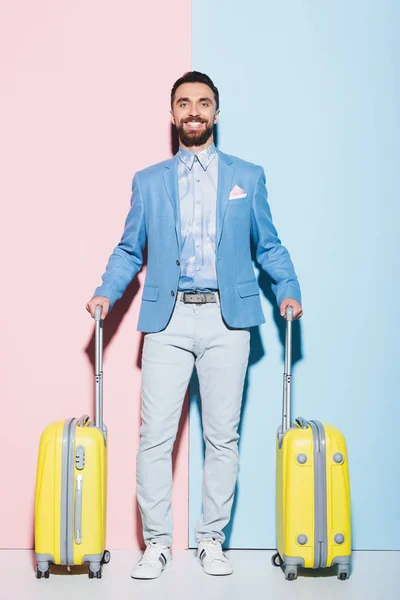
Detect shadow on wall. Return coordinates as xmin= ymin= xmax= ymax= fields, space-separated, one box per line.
xmin=83 ymin=221 xmax=189 ymax=551
xmin=190 ymin=237 xmax=303 ymax=549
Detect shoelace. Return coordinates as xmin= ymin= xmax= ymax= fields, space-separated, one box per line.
xmin=201 ymin=538 xmax=227 ymax=562
xmin=139 ymin=542 xmax=169 ymax=567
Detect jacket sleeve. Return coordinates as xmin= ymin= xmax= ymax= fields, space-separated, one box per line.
xmin=93 ymin=172 xmax=147 ymax=310
xmin=250 ymin=166 xmax=301 ymax=307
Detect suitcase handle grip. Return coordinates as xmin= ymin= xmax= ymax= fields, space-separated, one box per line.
xmin=295 ymin=417 xmax=309 ymax=429
xmin=94 ymin=306 xmax=104 ymax=431
xmin=77 ymin=414 xmax=90 ymax=427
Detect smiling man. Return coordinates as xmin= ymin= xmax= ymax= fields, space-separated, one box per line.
xmin=86 ymin=71 xmax=303 ymax=579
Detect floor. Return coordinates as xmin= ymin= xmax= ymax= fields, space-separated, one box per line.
xmin=0 ymin=549 xmax=398 ymax=600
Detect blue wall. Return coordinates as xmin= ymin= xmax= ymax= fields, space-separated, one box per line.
xmin=189 ymin=0 xmax=400 ymax=549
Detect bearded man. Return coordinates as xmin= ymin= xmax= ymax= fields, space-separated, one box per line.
xmin=86 ymin=71 xmax=303 ymax=580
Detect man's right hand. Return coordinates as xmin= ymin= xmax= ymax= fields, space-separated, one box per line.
xmin=85 ymin=296 xmax=110 ymax=319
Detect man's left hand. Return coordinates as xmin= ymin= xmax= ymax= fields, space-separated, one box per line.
xmin=280 ymin=298 xmax=303 ymax=320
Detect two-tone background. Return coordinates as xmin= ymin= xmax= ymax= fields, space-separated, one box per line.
xmin=1 ymin=0 xmax=399 ymax=551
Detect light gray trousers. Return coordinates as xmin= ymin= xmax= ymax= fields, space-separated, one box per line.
xmin=135 ymin=291 xmax=250 ymax=547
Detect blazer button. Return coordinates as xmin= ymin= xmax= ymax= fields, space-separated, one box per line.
xmin=176 ymin=260 xmax=180 ymax=266
xmin=171 ymin=291 xmax=175 ymax=296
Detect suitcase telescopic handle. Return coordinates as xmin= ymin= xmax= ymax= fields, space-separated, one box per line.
xmin=94 ymin=305 xmax=104 ymax=431
xmin=281 ymin=306 xmax=293 ymax=434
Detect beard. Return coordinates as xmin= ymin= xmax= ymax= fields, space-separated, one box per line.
xmin=176 ymin=118 xmax=214 ymax=147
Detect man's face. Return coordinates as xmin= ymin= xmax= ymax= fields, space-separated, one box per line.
xmin=171 ymin=82 xmax=219 ymax=148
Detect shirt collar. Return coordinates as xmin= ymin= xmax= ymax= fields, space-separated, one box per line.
xmin=178 ymin=143 xmax=217 ymax=171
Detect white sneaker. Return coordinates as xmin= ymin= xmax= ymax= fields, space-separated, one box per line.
xmin=130 ymin=541 xmax=171 ymax=579
xmin=197 ymin=538 xmax=233 ymax=575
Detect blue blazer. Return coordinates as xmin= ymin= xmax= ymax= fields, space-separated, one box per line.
xmin=94 ymin=149 xmax=301 ymax=333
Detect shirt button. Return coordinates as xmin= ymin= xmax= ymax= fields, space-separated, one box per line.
xmin=196 ymin=201 xmax=200 ymax=205
xmin=196 ymin=179 xmax=200 ymax=183
xmin=196 ymin=267 xmax=201 ymax=271
xmin=171 ymin=291 xmax=175 ymax=296
xmin=176 ymin=260 xmax=180 ymax=266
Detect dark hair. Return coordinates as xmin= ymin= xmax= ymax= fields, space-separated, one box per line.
xmin=171 ymin=71 xmax=219 ymax=110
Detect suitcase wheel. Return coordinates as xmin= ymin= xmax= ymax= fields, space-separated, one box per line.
xmin=285 ymin=567 xmax=298 ymax=581
xmin=88 ymin=567 xmax=102 ymax=579
xmin=338 ymin=571 xmax=348 ymax=581
xmin=101 ymin=550 xmax=111 ymax=564
xmin=36 ymin=567 xmax=50 ymax=579
xmin=271 ymin=552 xmax=284 ymax=567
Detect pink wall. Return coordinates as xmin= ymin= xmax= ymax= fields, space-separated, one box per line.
xmin=0 ymin=1 xmax=191 ymax=549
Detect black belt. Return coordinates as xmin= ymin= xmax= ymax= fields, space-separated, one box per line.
xmin=180 ymin=291 xmax=218 ymax=304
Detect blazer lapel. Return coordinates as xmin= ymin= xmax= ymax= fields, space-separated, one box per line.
xmin=216 ymin=150 xmax=235 ymax=248
xmin=162 ymin=156 xmax=182 ymax=250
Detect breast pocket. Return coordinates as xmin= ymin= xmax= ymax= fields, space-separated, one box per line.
xmin=228 ymin=197 xmax=249 ymax=207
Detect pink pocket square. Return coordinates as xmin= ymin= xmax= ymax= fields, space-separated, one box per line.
xmin=229 ymin=185 xmax=247 ymax=200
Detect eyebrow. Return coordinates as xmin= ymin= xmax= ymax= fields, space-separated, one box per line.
xmin=175 ymin=97 xmax=213 ymax=104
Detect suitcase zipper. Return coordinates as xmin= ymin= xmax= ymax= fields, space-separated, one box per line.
xmin=67 ymin=419 xmax=78 ymax=565
xmin=60 ymin=419 xmax=74 ymax=565
xmin=75 ymin=475 xmax=83 ymax=544
xmin=310 ymin=420 xmax=328 ymax=569
xmin=61 ymin=418 xmax=78 ymax=566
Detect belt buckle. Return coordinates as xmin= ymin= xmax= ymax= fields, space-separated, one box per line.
xmin=191 ymin=290 xmax=204 ymax=304
xmin=183 ymin=290 xmax=212 ymax=304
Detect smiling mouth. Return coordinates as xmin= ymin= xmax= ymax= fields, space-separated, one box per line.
xmin=184 ymin=121 xmax=205 ymax=130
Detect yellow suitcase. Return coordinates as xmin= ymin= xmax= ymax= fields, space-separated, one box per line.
xmin=34 ymin=306 xmax=110 ymax=579
xmin=272 ymin=308 xmax=351 ymax=581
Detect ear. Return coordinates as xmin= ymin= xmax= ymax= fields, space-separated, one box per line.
xmin=170 ymin=110 xmax=176 ymax=126
xmin=213 ymin=109 xmax=220 ymax=125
